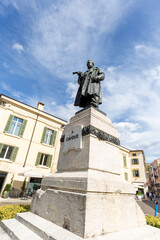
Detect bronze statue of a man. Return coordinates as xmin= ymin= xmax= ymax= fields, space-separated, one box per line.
xmin=73 ymin=60 xmax=105 ymax=108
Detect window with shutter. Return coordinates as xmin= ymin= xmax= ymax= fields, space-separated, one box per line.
xmin=0 ymin=143 xmax=3 ymax=154
xmin=19 ymin=119 xmax=27 ymax=137
xmin=36 ymin=153 xmax=52 ymax=168
xmin=0 ymin=144 xmax=17 ymax=161
xmin=133 ymin=170 xmax=140 ymax=177
xmin=132 ymin=158 xmax=139 ymax=164
xmin=41 ymin=127 xmax=47 ymax=143
xmin=123 ymin=156 xmax=127 ymax=167
xmin=4 ymin=115 xmax=14 ymax=133
xmin=50 ymin=131 xmax=57 ymax=147
xmin=35 ymin=152 xmax=42 ymax=166
xmin=4 ymin=115 xmax=26 ymax=137
xmin=46 ymin=155 xmax=52 ymax=168
xmin=10 ymin=147 xmax=19 ymax=161
xmin=44 ymin=129 xmax=53 ymax=145
xmin=41 ymin=127 xmax=57 ymax=146
xmin=124 ymin=172 xmax=128 ymax=181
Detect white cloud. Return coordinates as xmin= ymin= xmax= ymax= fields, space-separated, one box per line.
xmin=114 ymin=122 xmax=141 ymax=132
xmin=3 ymin=62 xmax=8 ymax=69
xmin=134 ymin=44 xmax=160 ymax=59
xmin=0 ymin=82 xmax=24 ymax=99
xmin=51 ymin=101 xmax=56 ymax=106
xmin=27 ymin=0 xmax=134 ymax=79
xmin=12 ymin=43 xmax=24 ymax=52
xmin=1 ymin=0 xmax=160 ymax=163
xmin=12 ymin=1 xmax=19 ymax=10
xmin=46 ymin=102 xmax=76 ymax=122
xmin=66 ymin=82 xmax=78 ymax=100
xmin=100 ymin=62 xmax=160 ymax=163
xmin=0 ymin=0 xmax=19 ymax=14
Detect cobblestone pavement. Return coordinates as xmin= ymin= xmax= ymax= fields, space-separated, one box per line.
xmin=0 ymin=197 xmax=31 ymax=206
xmin=137 ymin=198 xmax=160 ymax=216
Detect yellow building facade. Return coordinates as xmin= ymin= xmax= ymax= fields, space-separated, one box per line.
xmin=0 ymin=94 xmax=67 ymax=196
xmin=120 ymin=146 xmax=147 ymax=196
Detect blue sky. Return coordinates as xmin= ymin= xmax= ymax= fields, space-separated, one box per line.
xmin=0 ymin=0 xmax=160 ymax=163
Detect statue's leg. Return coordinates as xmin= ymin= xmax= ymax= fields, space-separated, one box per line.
xmin=90 ymin=95 xmax=99 ymax=108
xmin=85 ymin=95 xmax=92 ymax=107
xmin=80 ymin=96 xmax=88 ymax=108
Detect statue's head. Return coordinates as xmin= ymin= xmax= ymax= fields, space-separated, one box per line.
xmin=87 ymin=60 xmax=94 ymax=69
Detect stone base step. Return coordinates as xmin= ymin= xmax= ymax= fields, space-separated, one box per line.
xmin=88 ymin=225 xmax=160 ymax=240
xmin=1 ymin=212 xmax=160 ymax=240
xmin=0 ymin=218 xmax=43 ymax=240
xmin=0 ymin=227 xmax=12 ymax=240
xmin=14 ymin=212 xmax=160 ymax=240
xmin=15 ymin=212 xmax=82 ymax=240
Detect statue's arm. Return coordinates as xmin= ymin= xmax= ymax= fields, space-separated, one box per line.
xmin=93 ymin=68 xmax=105 ymax=82
xmin=78 ymin=73 xmax=84 ymax=85
xmin=73 ymin=71 xmax=83 ymax=85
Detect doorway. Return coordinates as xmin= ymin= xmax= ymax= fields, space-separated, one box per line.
xmin=0 ymin=172 xmax=7 ymax=195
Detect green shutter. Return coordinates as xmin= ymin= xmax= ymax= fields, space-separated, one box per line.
xmin=46 ymin=155 xmax=52 ymax=168
xmin=123 ymin=156 xmax=127 ymax=167
xmin=50 ymin=131 xmax=57 ymax=146
xmin=0 ymin=143 xmax=3 ymax=154
xmin=124 ymin=173 xmax=128 ymax=181
xmin=35 ymin=152 xmax=42 ymax=166
xmin=10 ymin=147 xmax=19 ymax=162
xmin=41 ymin=127 xmax=47 ymax=143
xmin=19 ymin=119 xmax=27 ymax=137
xmin=4 ymin=115 xmax=14 ymax=133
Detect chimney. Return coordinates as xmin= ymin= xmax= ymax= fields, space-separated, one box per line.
xmin=37 ymin=102 xmax=44 ymax=111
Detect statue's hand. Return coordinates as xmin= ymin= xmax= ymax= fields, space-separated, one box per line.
xmin=73 ymin=71 xmax=82 ymax=76
xmin=77 ymin=71 xmax=82 ymax=76
xmin=92 ymin=76 xmax=99 ymax=83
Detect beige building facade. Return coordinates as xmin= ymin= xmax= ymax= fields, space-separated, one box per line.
xmin=0 ymin=94 xmax=67 ymax=196
xmin=120 ymin=146 xmax=147 ymax=196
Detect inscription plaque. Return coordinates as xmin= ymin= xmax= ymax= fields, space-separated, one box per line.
xmin=63 ymin=125 xmax=82 ymax=153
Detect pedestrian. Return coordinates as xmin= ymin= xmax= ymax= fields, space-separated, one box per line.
xmin=149 ymin=192 xmax=152 ymax=201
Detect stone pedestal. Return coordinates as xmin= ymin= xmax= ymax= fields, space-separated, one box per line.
xmin=31 ymin=107 xmax=146 ymax=239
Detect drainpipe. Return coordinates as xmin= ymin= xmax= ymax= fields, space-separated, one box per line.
xmin=23 ymin=112 xmax=39 ymax=167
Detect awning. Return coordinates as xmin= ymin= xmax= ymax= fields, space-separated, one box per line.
xmin=18 ymin=170 xmax=45 ymax=178
xmin=25 ymin=171 xmax=45 ymax=178
xmin=132 ymin=182 xmax=144 ymax=189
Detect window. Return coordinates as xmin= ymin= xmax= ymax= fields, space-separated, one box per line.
xmin=132 ymin=158 xmax=139 ymax=164
xmin=44 ymin=129 xmax=54 ymax=145
xmin=35 ymin=152 xmax=52 ymax=168
xmin=132 ymin=153 xmax=136 ymax=156
xmin=133 ymin=170 xmax=139 ymax=177
xmin=39 ymin=154 xmax=48 ymax=166
xmin=41 ymin=127 xmax=57 ymax=146
xmin=0 ymin=144 xmax=19 ymax=161
xmin=4 ymin=115 xmax=27 ymax=137
xmin=8 ymin=117 xmax=23 ymax=135
xmin=0 ymin=145 xmax=13 ymax=159
xmin=124 ymin=172 xmax=128 ymax=181
xmin=123 ymin=156 xmax=127 ymax=167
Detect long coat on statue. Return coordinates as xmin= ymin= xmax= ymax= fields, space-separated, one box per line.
xmin=74 ymin=67 xmax=105 ymax=108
